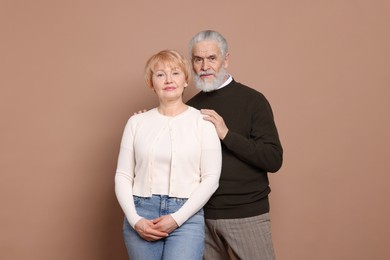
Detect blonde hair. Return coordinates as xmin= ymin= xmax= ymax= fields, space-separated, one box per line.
xmin=144 ymin=50 xmax=191 ymax=89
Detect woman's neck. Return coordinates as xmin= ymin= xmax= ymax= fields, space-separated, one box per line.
xmin=157 ymin=101 xmax=188 ymax=117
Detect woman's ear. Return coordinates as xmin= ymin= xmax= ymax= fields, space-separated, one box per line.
xmin=148 ymin=83 xmax=156 ymax=92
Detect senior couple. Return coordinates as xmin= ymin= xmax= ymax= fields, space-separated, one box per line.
xmin=115 ymin=30 xmax=283 ymax=260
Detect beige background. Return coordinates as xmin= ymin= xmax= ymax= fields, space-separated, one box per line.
xmin=1 ymin=0 xmax=389 ymax=259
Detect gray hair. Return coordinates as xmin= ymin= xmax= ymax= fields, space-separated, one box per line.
xmin=189 ymin=30 xmax=229 ymax=57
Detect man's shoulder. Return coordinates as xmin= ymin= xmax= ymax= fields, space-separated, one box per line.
xmin=231 ymin=80 xmax=267 ymax=100
xmin=186 ymin=91 xmax=205 ymax=105
xmin=186 ymin=80 xmax=267 ymax=104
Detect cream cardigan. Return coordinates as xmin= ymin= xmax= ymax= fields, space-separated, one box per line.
xmin=115 ymin=106 xmax=222 ymax=227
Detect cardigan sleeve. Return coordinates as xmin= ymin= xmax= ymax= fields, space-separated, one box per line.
xmin=170 ymin=119 xmax=222 ymax=226
xmin=114 ymin=118 xmax=142 ymax=228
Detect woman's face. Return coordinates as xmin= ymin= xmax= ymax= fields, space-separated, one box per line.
xmin=151 ymin=62 xmax=187 ymax=102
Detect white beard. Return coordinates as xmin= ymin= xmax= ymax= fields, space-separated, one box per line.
xmin=194 ymin=68 xmax=227 ymax=92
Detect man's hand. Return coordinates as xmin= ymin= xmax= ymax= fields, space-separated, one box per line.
xmin=200 ymin=109 xmax=229 ymax=140
xmin=134 ymin=218 xmax=169 ymax=242
xmin=133 ymin=109 xmax=147 ymax=115
xmin=152 ymin=215 xmax=179 ymax=234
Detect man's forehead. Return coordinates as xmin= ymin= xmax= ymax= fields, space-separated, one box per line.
xmin=192 ymin=41 xmax=220 ymax=56
xmin=192 ymin=50 xmax=218 ymax=57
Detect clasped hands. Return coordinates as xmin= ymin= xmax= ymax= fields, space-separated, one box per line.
xmin=134 ymin=214 xmax=178 ymax=242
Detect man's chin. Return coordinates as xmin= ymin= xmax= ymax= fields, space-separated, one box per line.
xmin=194 ymin=72 xmax=225 ymax=92
xmin=195 ymin=81 xmax=219 ymax=92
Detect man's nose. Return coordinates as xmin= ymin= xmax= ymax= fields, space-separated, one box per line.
xmin=201 ymin=59 xmax=210 ymax=70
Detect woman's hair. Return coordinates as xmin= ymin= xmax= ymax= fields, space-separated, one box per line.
xmin=144 ymin=50 xmax=191 ymax=89
xmin=188 ymin=30 xmax=229 ymax=57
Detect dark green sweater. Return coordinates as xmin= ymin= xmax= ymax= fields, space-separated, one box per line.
xmin=187 ymin=79 xmax=283 ymax=219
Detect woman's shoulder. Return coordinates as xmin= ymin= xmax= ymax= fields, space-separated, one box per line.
xmin=129 ymin=108 xmax=156 ymax=120
xmin=186 ymin=106 xmax=205 ymax=121
xmin=184 ymin=106 xmax=216 ymax=130
xmin=124 ymin=108 xmax=158 ymax=130
xmin=186 ymin=105 xmax=199 ymax=112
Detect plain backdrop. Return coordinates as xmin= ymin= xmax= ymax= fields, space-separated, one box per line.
xmin=1 ymin=0 xmax=389 ymax=259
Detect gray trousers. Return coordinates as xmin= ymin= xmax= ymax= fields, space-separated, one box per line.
xmin=203 ymin=213 xmax=275 ymax=260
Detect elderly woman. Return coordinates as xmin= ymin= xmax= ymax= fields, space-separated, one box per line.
xmin=115 ymin=50 xmax=222 ymax=260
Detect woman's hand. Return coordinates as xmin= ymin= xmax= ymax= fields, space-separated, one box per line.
xmin=134 ymin=218 xmax=169 ymax=241
xmin=152 ymin=215 xmax=179 ymax=234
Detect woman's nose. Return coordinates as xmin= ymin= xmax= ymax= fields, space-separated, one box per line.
xmin=165 ymin=74 xmax=172 ymax=83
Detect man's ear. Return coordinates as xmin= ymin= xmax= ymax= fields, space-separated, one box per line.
xmin=223 ymin=52 xmax=230 ymax=69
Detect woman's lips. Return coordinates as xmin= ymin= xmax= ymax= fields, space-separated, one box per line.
xmin=163 ymin=86 xmax=176 ymax=90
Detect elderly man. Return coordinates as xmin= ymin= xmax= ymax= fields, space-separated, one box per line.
xmin=187 ymin=30 xmax=283 ymax=260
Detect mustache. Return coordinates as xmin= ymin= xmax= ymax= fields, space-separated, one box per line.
xmin=198 ymin=70 xmax=215 ymax=76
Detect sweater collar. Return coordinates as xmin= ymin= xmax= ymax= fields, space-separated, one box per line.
xmin=217 ymin=74 xmax=233 ymax=90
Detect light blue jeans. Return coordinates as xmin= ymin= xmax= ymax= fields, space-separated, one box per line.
xmin=123 ymin=195 xmax=205 ymax=260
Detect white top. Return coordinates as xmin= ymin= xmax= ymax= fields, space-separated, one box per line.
xmin=151 ymin=126 xmax=171 ymax=195
xmin=115 ymin=106 xmax=222 ymax=227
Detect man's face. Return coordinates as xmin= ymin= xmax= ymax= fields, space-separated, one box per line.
xmin=192 ymin=40 xmax=229 ymax=91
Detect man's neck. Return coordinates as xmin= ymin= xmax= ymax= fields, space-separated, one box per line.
xmin=217 ymin=74 xmax=233 ymax=90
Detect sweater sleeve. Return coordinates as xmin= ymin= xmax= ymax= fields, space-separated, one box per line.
xmin=114 ymin=119 xmax=142 ymax=228
xmin=170 ymin=120 xmax=222 ymax=226
xmin=222 ymin=94 xmax=283 ymax=173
